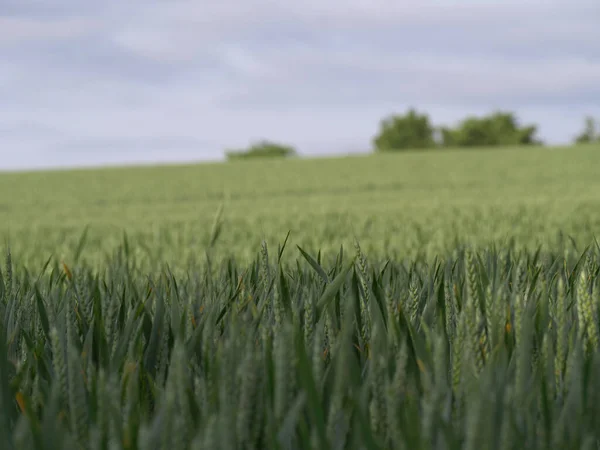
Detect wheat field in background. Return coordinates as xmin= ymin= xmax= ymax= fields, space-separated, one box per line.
xmin=1 ymin=144 xmax=599 ymax=269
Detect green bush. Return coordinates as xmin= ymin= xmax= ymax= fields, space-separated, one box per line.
xmin=226 ymin=140 xmax=296 ymax=161
xmin=372 ymin=108 xmax=436 ymax=151
xmin=440 ymin=111 xmax=541 ymax=147
xmin=372 ymin=109 xmax=541 ymax=152
xmin=574 ymin=116 xmax=600 ymax=144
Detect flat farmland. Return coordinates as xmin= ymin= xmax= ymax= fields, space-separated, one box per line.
xmin=1 ymin=144 xmax=600 ymax=268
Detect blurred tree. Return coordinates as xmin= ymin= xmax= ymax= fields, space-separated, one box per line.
xmin=225 ymin=140 xmax=296 ymax=161
xmin=373 ymin=108 xmax=436 ymax=151
xmin=574 ymin=116 xmax=599 ymax=144
xmin=440 ymin=111 xmax=540 ymax=147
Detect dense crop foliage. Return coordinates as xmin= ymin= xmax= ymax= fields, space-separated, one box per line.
xmin=2 ymin=238 xmax=600 ymax=449
xmin=2 ymin=144 xmax=600 ymax=270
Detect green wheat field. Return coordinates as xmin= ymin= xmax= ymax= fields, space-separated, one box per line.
xmin=1 ymin=144 xmax=600 ymax=449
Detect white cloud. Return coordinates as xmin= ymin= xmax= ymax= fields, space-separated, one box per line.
xmin=207 ymin=48 xmax=600 ymax=115
xmin=0 ymin=16 xmax=99 ymax=45
xmin=1 ymin=0 xmax=599 ymax=170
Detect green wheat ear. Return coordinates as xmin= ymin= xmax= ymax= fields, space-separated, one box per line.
xmin=408 ymin=273 xmax=420 ymax=323
xmin=355 ymin=240 xmax=371 ymax=344
xmin=4 ymin=249 xmax=12 ymax=294
xmin=452 ymin=308 xmax=467 ymax=398
xmin=50 ymin=326 xmax=68 ymax=410
xmin=465 ymin=249 xmax=480 ymax=308
xmin=555 ymin=276 xmax=567 ymax=392
xmin=577 ymin=268 xmax=598 ymax=352
xmin=303 ymin=293 xmax=315 ymax=345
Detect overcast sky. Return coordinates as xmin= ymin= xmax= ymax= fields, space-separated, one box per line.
xmin=1 ymin=0 xmax=599 ymax=171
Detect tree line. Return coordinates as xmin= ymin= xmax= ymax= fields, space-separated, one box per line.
xmin=226 ymin=111 xmax=600 ymax=160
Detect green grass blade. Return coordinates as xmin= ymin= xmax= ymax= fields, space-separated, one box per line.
xmin=297 ymin=245 xmax=329 ymax=284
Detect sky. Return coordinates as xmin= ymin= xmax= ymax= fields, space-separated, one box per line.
xmin=1 ymin=0 xmax=600 ymax=171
